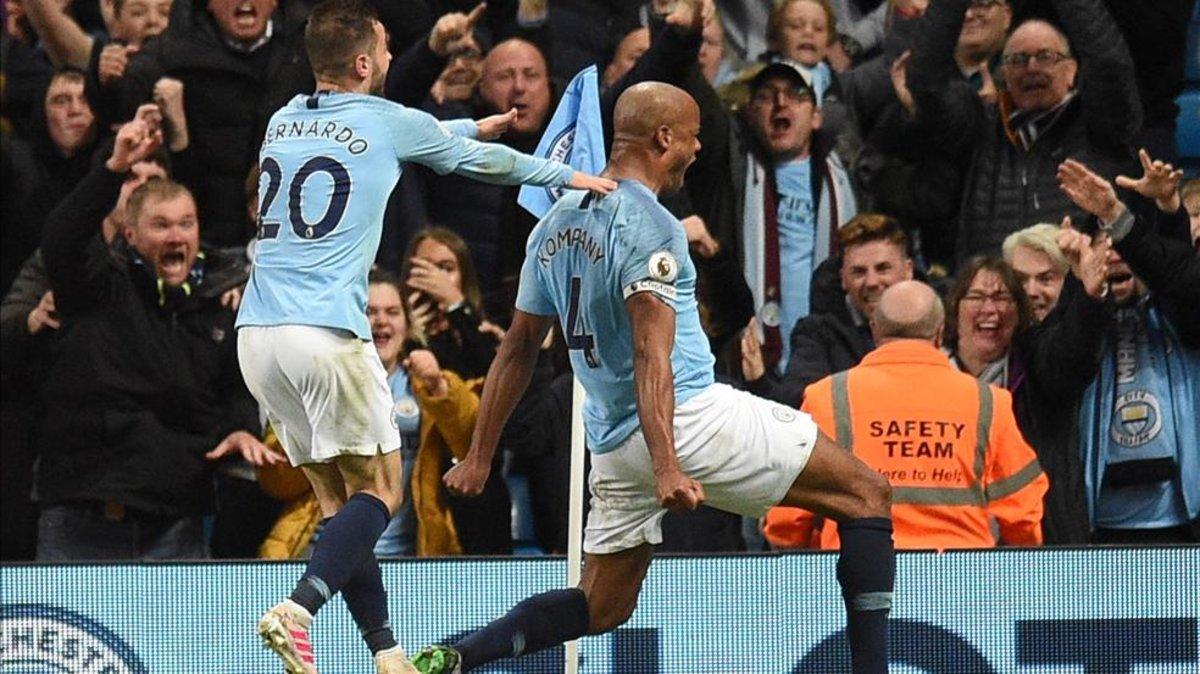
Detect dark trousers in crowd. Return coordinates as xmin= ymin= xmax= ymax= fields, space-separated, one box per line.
xmin=36 ymin=503 xmax=209 ymax=561
xmin=1092 ymin=523 xmax=1198 ymax=545
xmin=209 ymin=472 xmax=283 ymax=559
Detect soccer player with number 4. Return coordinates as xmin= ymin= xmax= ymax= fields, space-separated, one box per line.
xmin=235 ymin=1 xmax=615 ymax=672
xmin=412 ymin=82 xmax=895 ymax=674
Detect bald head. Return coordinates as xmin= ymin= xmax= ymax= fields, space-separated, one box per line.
xmin=613 ymin=82 xmax=698 ymax=145
xmin=479 ymin=38 xmax=551 ymax=133
xmin=870 ymin=280 xmax=945 ymax=344
xmin=609 ymin=82 xmax=701 ymax=194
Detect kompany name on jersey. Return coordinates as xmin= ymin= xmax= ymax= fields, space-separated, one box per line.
xmin=535 ymin=226 xmax=605 ymax=266
xmin=263 ymin=118 xmax=369 ymax=155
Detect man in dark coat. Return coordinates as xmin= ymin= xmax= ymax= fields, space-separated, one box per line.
xmin=906 ymin=0 xmax=1140 ymax=264
xmin=36 ymin=114 xmax=277 ymax=560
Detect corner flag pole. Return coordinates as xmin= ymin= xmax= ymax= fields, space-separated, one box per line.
xmin=565 ymin=376 xmax=586 ymax=673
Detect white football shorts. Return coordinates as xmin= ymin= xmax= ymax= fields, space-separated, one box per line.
xmin=238 ymin=325 xmax=401 ymax=465
xmin=585 ymin=383 xmax=818 ymax=555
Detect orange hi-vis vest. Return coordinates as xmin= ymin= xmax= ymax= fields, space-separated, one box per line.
xmin=764 ymin=340 xmax=1049 ymax=550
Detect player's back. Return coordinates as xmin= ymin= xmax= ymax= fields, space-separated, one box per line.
xmin=238 ymin=93 xmax=456 ymax=340
xmin=517 ymin=180 xmax=715 ymax=452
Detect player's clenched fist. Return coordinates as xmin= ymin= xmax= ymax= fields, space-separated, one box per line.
xmin=656 ymin=470 xmax=706 ymax=512
xmin=444 ymin=457 xmax=491 ymax=497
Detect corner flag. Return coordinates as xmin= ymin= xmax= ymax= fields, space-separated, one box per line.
xmin=517 ymin=65 xmax=606 ymax=219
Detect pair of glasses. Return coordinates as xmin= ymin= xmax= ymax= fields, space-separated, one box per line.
xmin=1001 ymin=50 xmax=1073 ymax=69
xmin=962 ymin=293 xmax=1015 ymax=307
xmin=750 ymin=86 xmax=812 ymax=106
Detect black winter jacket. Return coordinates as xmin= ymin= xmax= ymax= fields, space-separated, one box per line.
xmin=908 ymin=0 xmax=1141 ymax=263
xmin=38 ymin=164 xmax=256 ymax=517
xmin=1013 ymin=276 xmax=1113 ymax=544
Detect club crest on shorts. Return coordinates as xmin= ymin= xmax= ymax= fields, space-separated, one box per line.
xmin=772 ymin=405 xmax=797 ymax=423
xmin=0 ymin=604 xmax=147 ymax=673
xmin=648 ymin=251 xmax=678 ymax=283
xmin=1111 ymin=389 xmax=1162 ymax=447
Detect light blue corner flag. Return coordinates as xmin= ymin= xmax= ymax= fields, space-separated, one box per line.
xmin=518 ymin=65 xmax=606 ymax=218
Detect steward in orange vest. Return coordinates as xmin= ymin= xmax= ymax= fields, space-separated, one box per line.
xmin=765 ymin=281 xmax=1048 ymax=550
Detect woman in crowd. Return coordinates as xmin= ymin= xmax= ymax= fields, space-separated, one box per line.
xmin=400 ymin=228 xmax=512 ymax=554
xmin=401 ymin=227 xmax=501 ymax=380
xmin=943 ymin=256 xmax=1030 ymax=390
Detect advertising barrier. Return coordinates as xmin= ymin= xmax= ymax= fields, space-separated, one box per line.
xmin=1 ymin=547 xmax=1197 ymax=673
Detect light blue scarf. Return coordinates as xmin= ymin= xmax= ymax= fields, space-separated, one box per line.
xmin=1079 ymin=300 xmax=1200 ymax=527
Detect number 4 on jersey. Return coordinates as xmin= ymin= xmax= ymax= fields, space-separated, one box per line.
xmin=567 ymin=276 xmax=599 ymax=368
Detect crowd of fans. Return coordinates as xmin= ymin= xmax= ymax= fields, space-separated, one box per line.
xmin=1 ymin=0 xmax=1197 ymax=561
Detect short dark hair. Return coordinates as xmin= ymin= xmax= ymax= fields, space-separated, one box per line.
xmin=368 ymin=268 xmax=404 ymax=296
xmin=48 ymin=66 xmax=87 ymax=89
xmin=305 ymin=0 xmax=379 ymax=81
xmin=838 ymin=213 xmax=909 ymax=256
xmin=127 ymin=178 xmax=194 ymax=225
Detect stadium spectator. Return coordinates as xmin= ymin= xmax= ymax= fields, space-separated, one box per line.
xmin=765 ymin=0 xmax=844 ymax=94
xmin=944 ymin=256 xmax=1030 ymax=389
xmin=741 ymin=213 xmax=913 ymax=406
xmin=604 ymin=27 xmax=651 ymax=89
xmin=719 ymin=0 xmax=892 ymax=75
xmin=1014 ymin=0 xmax=1195 ymax=164
xmin=858 ymin=0 xmax=1009 ymax=269
xmin=697 ymin=7 xmax=727 ymax=85
xmin=1 ymin=0 xmax=58 ymax=134
xmin=35 ymin=114 xmax=276 ymax=560
xmin=905 ymin=0 xmax=1140 ymax=263
xmin=1002 ymin=224 xmax=1067 ymax=323
xmin=401 ymin=227 xmax=512 ymax=554
xmin=1184 ymin=179 xmax=1200 ymax=251
xmin=1001 ymin=221 xmax=1112 ymax=544
xmin=2 ymin=68 xmax=101 ymax=293
xmin=402 ymin=227 xmax=500 ymax=380
xmin=1 ymin=126 xmax=170 ymax=562
xmin=687 ymin=58 xmax=858 ymax=379
xmin=366 ymin=270 xmax=423 ymax=557
xmin=1056 ymin=154 xmax=1199 ymax=543
xmin=100 ymin=0 xmax=314 ymax=248
xmin=406 ymin=342 xmax=492 ymax=556
xmin=20 ymin=0 xmax=170 ymax=80
xmin=764 ymin=280 xmax=1048 ymax=550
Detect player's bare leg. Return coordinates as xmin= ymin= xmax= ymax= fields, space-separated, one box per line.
xmin=260 ymin=450 xmax=417 ymax=673
xmin=413 ymin=545 xmax=653 ymax=673
xmin=778 ymin=432 xmax=894 ymax=674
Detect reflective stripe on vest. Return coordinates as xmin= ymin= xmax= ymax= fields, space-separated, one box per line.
xmin=831 ymin=374 xmax=993 ymax=507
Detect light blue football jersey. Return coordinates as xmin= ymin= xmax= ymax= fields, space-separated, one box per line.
xmin=237 ymin=92 xmax=574 ymax=339
xmin=516 ymin=180 xmax=715 ymax=453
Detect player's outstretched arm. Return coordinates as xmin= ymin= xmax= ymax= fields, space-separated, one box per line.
xmin=398 ymin=105 xmax=616 ymax=193
xmin=443 ymin=309 xmax=555 ymax=497
xmin=627 ymin=292 xmax=706 ymax=512
xmin=451 ymin=137 xmax=616 ymax=192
